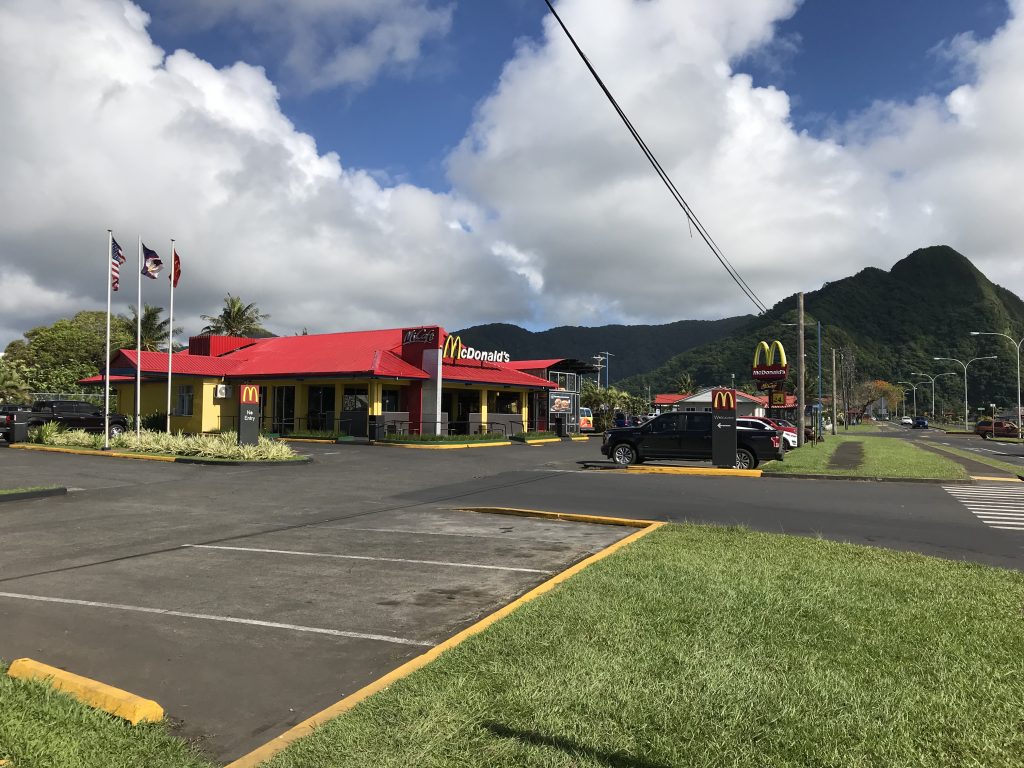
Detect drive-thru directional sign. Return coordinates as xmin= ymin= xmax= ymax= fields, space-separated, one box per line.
xmin=711 ymin=388 xmax=737 ymax=468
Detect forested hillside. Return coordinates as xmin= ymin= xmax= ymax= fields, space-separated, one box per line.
xmin=617 ymin=246 xmax=1024 ymax=410
xmin=453 ymin=316 xmax=751 ymax=382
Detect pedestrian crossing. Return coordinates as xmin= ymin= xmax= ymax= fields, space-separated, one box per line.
xmin=943 ymin=485 xmax=1024 ymax=530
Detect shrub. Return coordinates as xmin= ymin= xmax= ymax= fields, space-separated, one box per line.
xmin=31 ymin=427 xmax=298 ymax=461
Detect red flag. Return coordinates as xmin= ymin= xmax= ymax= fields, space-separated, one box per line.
xmin=171 ymin=249 xmax=181 ymax=288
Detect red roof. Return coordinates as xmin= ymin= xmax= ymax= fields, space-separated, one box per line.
xmin=99 ymin=328 xmax=552 ymax=388
xmin=654 ymin=393 xmax=686 ymax=405
xmin=444 ymin=361 xmax=554 ymax=388
xmin=78 ymin=375 xmax=134 ymax=384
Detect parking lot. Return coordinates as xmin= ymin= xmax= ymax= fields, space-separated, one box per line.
xmin=0 ymin=442 xmax=629 ymax=761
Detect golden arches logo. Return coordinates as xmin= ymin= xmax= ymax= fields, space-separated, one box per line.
xmin=442 ymin=335 xmax=464 ymax=359
xmin=712 ymin=389 xmax=736 ymax=410
xmin=240 ymin=385 xmax=260 ymax=405
xmin=753 ymin=340 xmax=787 ymax=368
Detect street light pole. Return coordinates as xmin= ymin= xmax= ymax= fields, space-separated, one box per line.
xmin=933 ymin=355 xmax=998 ymax=432
xmin=970 ymin=331 xmax=1024 ymax=439
xmin=897 ymin=381 xmax=919 ymax=419
xmin=911 ymin=371 xmax=958 ymax=424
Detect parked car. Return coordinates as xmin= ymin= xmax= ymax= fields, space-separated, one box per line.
xmin=0 ymin=404 xmax=32 ymax=441
xmin=974 ymin=419 xmax=1019 ymax=439
xmin=578 ymin=407 xmax=594 ymax=432
xmin=900 ymin=416 xmax=914 ymax=426
xmin=738 ymin=417 xmax=797 ymax=448
xmin=600 ymin=411 xmax=783 ymax=469
xmin=25 ymin=400 xmax=128 ymax=437
xmin=912 ymin=417 xmax=928 ymax=429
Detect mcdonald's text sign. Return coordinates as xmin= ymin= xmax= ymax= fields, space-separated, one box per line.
xmin=752 ymin=340 xmax=789 ymax=381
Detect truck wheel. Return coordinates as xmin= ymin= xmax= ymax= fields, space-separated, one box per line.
xmin=612 ymin=443 xmax=638 ymax=465
xmin=734 ymin=448 xmax=756 ymax=469
xmin=109 ymin=423 xmax=125 ymax=438
xmin=980 ymin=432 xmax=989 ymax=439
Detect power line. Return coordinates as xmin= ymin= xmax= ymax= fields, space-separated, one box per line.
xmin=542 ymin=0 xmax=769 ymax=315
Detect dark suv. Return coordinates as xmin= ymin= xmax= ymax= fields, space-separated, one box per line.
xmin=600 ymin=411 xmax=783 ymax=469
xmin=25 ymin=401 xmax=128 ymax=437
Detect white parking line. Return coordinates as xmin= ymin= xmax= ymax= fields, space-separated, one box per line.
xmin=0 ymin=591 xmax=433 ymax=647
xmin=184 ymin=544 xmax=551 ymax=574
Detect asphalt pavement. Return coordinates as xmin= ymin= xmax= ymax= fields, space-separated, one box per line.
xmin=1 ymin=434 xmax=1022 ymax=761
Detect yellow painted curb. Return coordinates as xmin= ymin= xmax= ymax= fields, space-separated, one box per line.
xmin=456 ymin=506 xmax=652 ymax=528
xmin=970 ymin=475 xmax=1024 ymax=482
xmin=520 ymin=438 xmax=561 ymax=445
xmin=225 ymin=510 xmax=663 ymax=768
xmin=622 ymin=465 xmax=761 ymax=477
xmin=7 ymin=659 xmax=164 ymax=725
xmin=569 ymin=436 xmax=590 ymax=442
xmin=278 ymin=438 xmax=337 ymax=444
xmin=375 ymin=441 xmax=511 ymax=450
xmin=8 ymin=444 xmax=176 ymax=462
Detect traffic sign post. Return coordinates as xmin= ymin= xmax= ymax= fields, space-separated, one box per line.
xmin=711 ymin=388 xmax=737 ymax=468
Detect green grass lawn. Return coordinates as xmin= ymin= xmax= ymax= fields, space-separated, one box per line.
xmin=0 ymin=661 xmax=214 ymax=768
xmin=6 ymin=527 xmax=1023 ymax=768
xmin=762 ymin=434 xmax=969 ymax=480
xmin=263 ymin=526 xmax=1024 ymax=768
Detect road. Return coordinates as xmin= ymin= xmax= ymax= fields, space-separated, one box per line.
xmin=1 ymin=433 xmax=1021 ymax=761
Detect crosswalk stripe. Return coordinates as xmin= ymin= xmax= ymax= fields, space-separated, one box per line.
xmin=942 ymin=485 xmax=1024 ymax=532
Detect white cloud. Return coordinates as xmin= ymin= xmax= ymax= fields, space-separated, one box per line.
xmin=449 ymin=0 xmax=1024 ymax=325
xmin=2 ymin=0 xmax=1024 ymax=353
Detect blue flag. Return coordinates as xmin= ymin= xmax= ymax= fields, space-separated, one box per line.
xmin=141 ymin=243 xmax=163 ymax=279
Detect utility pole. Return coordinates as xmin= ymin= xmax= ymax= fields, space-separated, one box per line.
xmin=797 ymin=293 xmax=806 ymax=447
xmin=831 ymin=348 xmax=837 ymax=435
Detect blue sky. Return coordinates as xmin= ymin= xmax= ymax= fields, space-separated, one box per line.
xmin=138 ymin=0 xmax=1009 ymax=191
xmin=1 ymin=0 xmax=1023 ymax=345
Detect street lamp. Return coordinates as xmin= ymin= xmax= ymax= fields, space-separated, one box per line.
xmin=911 ymin=372 xmax=958 ymax=424
xmin=933 ymin=355 xmax=998 ymax=431
xmin=970 ymin=331 xmax=1024 ymax=439
xmin=897 ymin=381 xmax=919 ymax=418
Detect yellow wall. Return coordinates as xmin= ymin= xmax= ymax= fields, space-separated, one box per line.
xmin=116 ymin=376 xmax=540 ymax=434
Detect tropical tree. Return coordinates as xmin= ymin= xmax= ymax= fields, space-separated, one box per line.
xmin=673 ymin=372 xmax=696 ymax=394
xmin=0 ymin=359 xmax=31 ymax=403
xmin=200 ymin=294 xmax=271 ymax=337
xmin=3 ymin=311 xmax=132 ymax=393
xmin=120 ymin=304 xmax=182 ymax=352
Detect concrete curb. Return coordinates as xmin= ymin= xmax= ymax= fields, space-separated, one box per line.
xmin=8 ymin=444 xmax=310 ymax=466
xmin=761 ymin=471 xmax=974 ymax=484
xmin=224 ymin=509 xmax=664 ymax=768
xmin=0 ymin=487 xmax=67 ymax=504
xmin=375 ymin=440 xmax=511 ymax=450
xmin=7 ymin=658 xmax=163 ymax=725
xmin=511 ymin=437 xmax=561 ymax=445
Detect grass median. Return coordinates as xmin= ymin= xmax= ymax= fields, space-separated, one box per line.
xmin=762 ymin=434 xmax=969 ymax=480
xmin=0 ymin=660 xmax=214 ymax=768
xmin=6 ymin=526 xmax=1022 ymax=767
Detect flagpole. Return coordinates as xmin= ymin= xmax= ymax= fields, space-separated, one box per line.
xmin=166 ymin=238 xmax=175 ymax=434
xmin=136 ymin=236 xmax=142 ymax=437
xmin=104 ymin=230 xmax=113 ymax=450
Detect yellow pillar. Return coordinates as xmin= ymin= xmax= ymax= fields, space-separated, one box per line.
xmin=480 ymin=388 xmax=488 ymax=431
xmin=370 ymin=380 xmax=383 ymax=416
xmin=520 ymin=392 xmax=529 ymax=431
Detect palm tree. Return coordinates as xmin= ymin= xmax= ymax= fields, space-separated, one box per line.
xmin=0 ymin=364 xmax=31 ymax=403
xmin=674 ymin=372 xmax=696 ymax=395
xmin=122 ymin=305 xmax=182 ymax=352
xmin=200 ymin=294 xmax=271 ymax=337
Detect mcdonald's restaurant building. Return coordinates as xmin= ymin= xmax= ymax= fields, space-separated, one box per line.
xmin=85 ymin=327 xmax=594 ymax=437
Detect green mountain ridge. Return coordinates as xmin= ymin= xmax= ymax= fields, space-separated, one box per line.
xmin=619 ymin=245 xmax=1024 ymax=411
xmin=453 ymin=316 xmax=752 ymax=382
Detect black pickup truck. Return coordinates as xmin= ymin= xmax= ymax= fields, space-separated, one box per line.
xmin=21 ymin=400 xmax=128 ymax=437
xmin=600 ymin=411 xmax=783 ymax=469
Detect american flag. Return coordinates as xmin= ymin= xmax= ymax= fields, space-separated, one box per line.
xmin=110 ymin=235 xmax=126 ymax=291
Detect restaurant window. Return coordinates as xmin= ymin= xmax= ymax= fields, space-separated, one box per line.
xmin=176 ymin=385 xmax=194 ymax=416
xmin=494 ymin=392 xmax=520 ymax=414
xmin=382 ymin=388 xmax=400 ymax=411
xmin=547 ymin=371 xmax=578 ymax=392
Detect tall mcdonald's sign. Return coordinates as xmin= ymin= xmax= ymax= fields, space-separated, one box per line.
xmin=752 ymin=340 xmax=789 ymax=381
xmin=710 ymin=388 xmax=737 ymax=468
xmin=238 ymin=383 xmax=260 ymax=445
